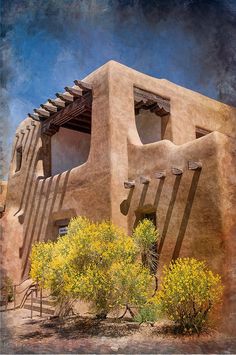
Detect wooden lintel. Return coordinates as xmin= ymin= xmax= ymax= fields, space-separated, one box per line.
xmin=41 ymin=104 xmax=57 ymax=113
xmin=65 ymin=86 xmax=83 ymax=97
xmin=56 ymin=93 xmax=74 ymax=102
xmin=134 ymin=87 xmax=170 ymax=116
xmin=43 ymin=96 xmax=92 ymax=128
xmin=28 ymin=113 xmax=40 ymax=121
xmin=171 ymin=167 xmax=183 ymax=175
xmin=155 ymin=171 xmax=166 ymax=179
xmin=188 ymin=161 xmax=202 ymax=170
xmin=67 ymin=119 xmax=91 ymax=129
xmin=140 ymin=176 xmax=150 ymax=184
xmin=34 ymin=108 xmax=50 ymax=117
xmin=124 ymin=180 xmax=135 ymax=189
xmin=74 ymin=80 xmax=92 ymax=91
xmin=48 ymin=99 xmax=65 ymax=108
xmin=42 ymin=123 xmax=60 ymax=137
xmin=62 ymin=122 xmax=91 ymax=134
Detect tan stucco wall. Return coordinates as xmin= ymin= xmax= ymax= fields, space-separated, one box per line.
xmin=135 ymin=110 xmax=162 ymax=144
xmin=51 ymin=127 xmax=91 ymax=176
xmin=2 ymin=61 xmax=236 ymax=335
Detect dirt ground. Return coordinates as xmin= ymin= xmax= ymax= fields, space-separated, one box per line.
xmin=1 ymin=308 xmax=236 ymax=354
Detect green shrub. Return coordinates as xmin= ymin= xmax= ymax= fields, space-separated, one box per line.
xmin=132 ymin=219 xmax=159 ymax=273
xmin=154 ymin=258 xmax=223 ymax=333
xmin=134 ymin=301 xmax=159 ymax=323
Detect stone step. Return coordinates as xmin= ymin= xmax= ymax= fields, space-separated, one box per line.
xmin=31 ymin=297 xmax=57 ymax=307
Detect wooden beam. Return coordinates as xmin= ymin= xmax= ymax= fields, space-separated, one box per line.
xmin=134 ymin=87 xmax=170 ymax=116
xmin=44 ymin=97 xmax=92 ymax=127
xmin=171 ymin=167 xmax=183 ymax=175
xmin=62 ymin=122 xmax=91 ymax=134
xmin=41 ymin=104 xmax=57 ymax=113
xmin=188 ymin=161 xmax=202 ymax=170
xmin=74 ymin=80 xmax=92 ymax=91
xmin=48 ymin=99 xmax=65 ymax=108
xmin=140 ymin=176 xmax=150 ymax=184
xmin=28 ymin=113 xmax=40 ymax=121
xmin=34 ymin=108 xmax=50 ymax=118
xmin=42 ymin=122 xmax=60 ymax=136
xmin=155 ymin=171 xmax=166 ymax=179
xmin=124 ymin=180 xmax=135 ymax=189
xmin=56 ymin=93 xmax=74 ymax=102
xmin=65 ymin=86 xmax=83 ymax=97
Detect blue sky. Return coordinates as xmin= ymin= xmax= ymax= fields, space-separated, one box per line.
xmin=1 ymin=0 xmax=236 ymax=177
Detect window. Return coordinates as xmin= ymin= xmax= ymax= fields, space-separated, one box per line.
xmin=196 ymin=126 xmax=211 ymax=139
xmin=134 ymin=87 xmax=170 ymax=144
xmin=15 ymin=146 xmax=22 ymax=172
xmin=58 ymin=225 xmax=68 ymax=236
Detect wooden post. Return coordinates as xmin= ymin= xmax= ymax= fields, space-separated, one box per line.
xmin=31 ymin=292 xmax=33 ymax=319
xmin=13 ymin=285 xmax=16 ymax=309
xmin=155 ymin=171 xmax=166 ymax=179
xmin=140 ymin=176 xmax=150 ymax=184
xmin=124 ymin=180 xmax=135 ymax=189
xmin=40 ymin=288 xmax=43 ymax=317
xmin=188 ymin=161 xmax=202 ymax=170
xmin=171 ymin=167 xmax=183 ymax=175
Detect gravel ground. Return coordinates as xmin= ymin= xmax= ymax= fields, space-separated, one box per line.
xmin=1 ymin=308 xmax=236 ymax=354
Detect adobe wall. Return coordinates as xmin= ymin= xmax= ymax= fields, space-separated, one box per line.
xmin=105 ymin=61 xmax=236 ymax=335
xmin=2 ymin=60 xmax=236 ymax=335
xmin=2 ymin=63 xmax=114 ymax=282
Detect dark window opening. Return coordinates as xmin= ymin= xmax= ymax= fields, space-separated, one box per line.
xmin=141 ymin=212 xmax=158 ymax=274
xmin=15 ymin=146 xmax=23 ymax=172
xmin=134 ymin=87 xmax=170 ymax=144
xmin=196 ymin=126 xmax=211 ymax=139
xmin=58 ymin=225 xmax=68 ymax=236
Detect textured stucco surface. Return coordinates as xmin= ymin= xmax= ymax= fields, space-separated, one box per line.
xmin=51 ymin=127 xmax=91 ymax=176
xmin=1 ymin=61 xmax=236 ymax=335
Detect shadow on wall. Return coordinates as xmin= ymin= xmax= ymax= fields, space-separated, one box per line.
xmin=172 ymin=169 xmax=201 ymax=260
xmin=20 ymin=170 xmax=71 ymax=279
xmin=14 ymin=127 xmax=41 ymax=217
xmin=120 ymin=168 xmax=201 ymax=259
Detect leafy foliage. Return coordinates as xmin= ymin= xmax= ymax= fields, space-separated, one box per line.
xmin=154 ymin=258 xmax=223 ymax=333
xmin=132 ymin=218 xmax=159 ymax=273
xmin=30 ymin=217 xmax=159 ymax=317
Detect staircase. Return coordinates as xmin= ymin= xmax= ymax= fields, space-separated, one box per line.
xmin=22 ymin=295 xmax=56 ymax=316
xmin=22 ymin=288 xmax=57 ymax=317
xmin=1 ymin=278 xmax=57 ymax=317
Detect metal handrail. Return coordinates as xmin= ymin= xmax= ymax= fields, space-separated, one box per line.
xmin=18 ymin=284 xmax=38 ymax=309
xmin=0 ymin=277 xmax=30 ymax=291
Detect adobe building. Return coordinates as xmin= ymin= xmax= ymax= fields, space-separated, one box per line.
xmin=1 ymin=61 xmax=236 ymax=334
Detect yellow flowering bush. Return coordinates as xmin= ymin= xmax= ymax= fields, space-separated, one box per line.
xmin=30 ymin=217 xmax=156 ymax=318
xmin=154 ymin=258 xmax=223 ymax=333
xmin=30 ymin=241 xmax=54 ymax=287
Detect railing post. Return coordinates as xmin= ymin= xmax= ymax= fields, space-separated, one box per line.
xmin=13 ymin=285 xmax=16 ymax=309
xmin=31 ymin=292 xmax=33 ymax=319
xmin=40 ymin=288 xmax=42 ymax=317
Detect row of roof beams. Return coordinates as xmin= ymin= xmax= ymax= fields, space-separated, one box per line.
xmin=124 ymin=161 xmax=202 ymax=188
xmin=28 ymin=80 xmax=92 ymax=122
xmin=28 ymin=82 xmax=170 ymax=123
